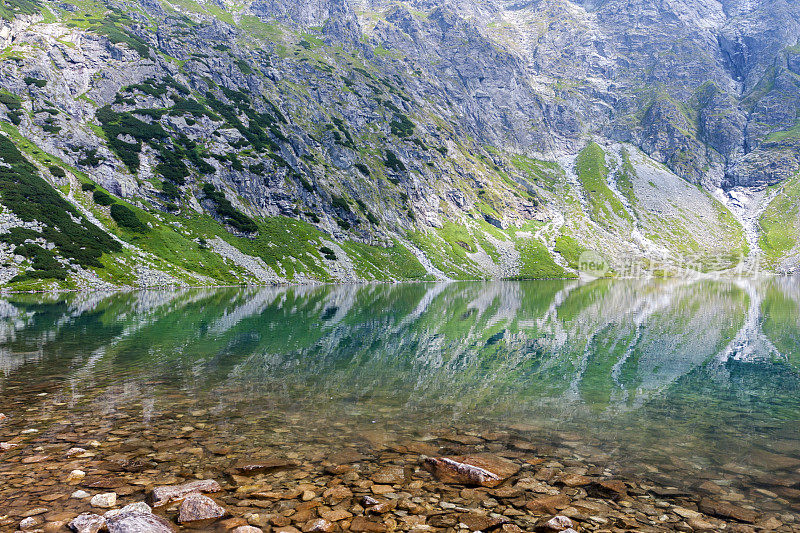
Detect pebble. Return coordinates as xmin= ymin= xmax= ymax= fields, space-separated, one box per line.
xmin=19 ymin=517 xmax=38 ymax=530
xmin=66 ymin=469 xmax=86 ymax=483
xmin=90 ymin=492 xmax=117 ymax=508
xmin=71 ymin=490 xmax=91 ymax=499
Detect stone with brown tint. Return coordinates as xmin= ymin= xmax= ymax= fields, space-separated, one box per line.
xmin=370 ymin=466 xmax=405 ymax=485
xmin=319 ymin=509 xmax=352 ymax=521
xmin=322 ymin=484 xmax=352 ymax=504
xmin=219 ymin=517 xmax=249 ymax=530
xmin=367 ymin=501 xmax=396 ymax=514
xmin=698 ymin=498 xmax=759 ymax=523
xmin=422 ymin=455 xmax=519 ymax=488
xmin=525 ymin=494 xmax=571 ymax=514
xmin=458 ymin=511 xmax=507 ymax=531
xmin=151 ymin=479 xmax=222 ymax=507
xmin=178 ymin=493 xmax=227 ymax=525
xmin=233 ymin=458 xmax=298 ymax=475
xmin=586 ymin=480 xmax=628 ymax=500
xmin=536 ymin=515 xmax=574 ymax=532
xmin=302 ymin=518 xmax=334 ymax=532
xmin=22 ymin=454 xmax=49 ymax=464
xmin=349 ymin=516 xmax=387 ymax=532
xmin=559 ymin=474 xmax=591 ymax=487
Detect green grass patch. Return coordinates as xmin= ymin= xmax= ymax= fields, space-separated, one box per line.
xmin=576 ymin=142 xmax=634 ymax=226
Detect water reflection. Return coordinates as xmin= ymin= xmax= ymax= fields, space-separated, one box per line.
xmin=1 ymin=279 xmax=800 ymax=508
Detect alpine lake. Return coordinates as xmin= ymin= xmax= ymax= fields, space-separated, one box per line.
xmin=2 ymin=279 xmax=800 ymax=532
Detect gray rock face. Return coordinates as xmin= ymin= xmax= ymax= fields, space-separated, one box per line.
xmin=0 ymin=0 xmax=798 ymax=283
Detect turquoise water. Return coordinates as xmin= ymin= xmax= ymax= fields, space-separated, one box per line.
xmin=1 ymin=279 xmax=800 ymax=515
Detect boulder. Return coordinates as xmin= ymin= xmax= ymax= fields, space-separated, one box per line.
xmin=178 ymin=493 xmax=227 ymax=525
xmin=107 ymin=512 xmax=175 ymax=533
xmin=68 ymin=513 xmax=106 ymax=533
xmin=422 ymin=455 xmax=520 ymax=487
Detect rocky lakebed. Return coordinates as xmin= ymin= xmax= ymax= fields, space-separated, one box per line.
xmin=0 ymin=402 xmax=798 ymax=533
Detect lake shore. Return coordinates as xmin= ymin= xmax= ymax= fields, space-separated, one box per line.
xmin=0 ymin=408 xmax=794 ymax=533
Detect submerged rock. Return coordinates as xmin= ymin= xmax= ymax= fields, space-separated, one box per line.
xmin=151 ymin=479 xmax=221 ymax=507
xmin=586 ymin=479 xmax=628 ymax=500
xmin=699 ymin=498 xmax=759 ymax=523
xmin=422 ymin=455 xmax=520 ymax=487
xmin=232 ymin=457 xmax=298 ymax=475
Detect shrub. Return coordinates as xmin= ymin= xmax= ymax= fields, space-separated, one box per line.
xmin=92 ymin=189 xmax=114 ymax=206
xmin=201 ymin=183 xmax=258 ymax=233
xmin=161 ymin=180 xmax=180 ymax=200
xmin=110 ymin=203 xmax=148 ymax=232
xmin=78 ymin=148 xmax=102 ymax=167
xmin=330 ymin=194 xmax=350 ymax=213
xmin=0 ymin=135 xmax=121 ymax=271
xmin=389 ymin=113 xmax=415 ymax=137
xmin=155 ymin=148 xmax=189 ymax=185
xmin=354 ymin=162 xmax=370 ymax=176
xmin=0 ymin=92 xmax=22 ymax=110
xmin=319 ymin=246 xmax=337 ymax=260
xmin=96 ymin=105 xmax=167 ymax=173
xmin=81 ymin=182 xmax=95 ymax=191
xmin=24 ymin=76 xmax=47 ymax=88
xmin=384 ymin=150 xmax=406 ymax=173
xmin=92 ymin=15 xmax=150 ymax=58
xmin=48 ymin=165 xmax=66 ymax=178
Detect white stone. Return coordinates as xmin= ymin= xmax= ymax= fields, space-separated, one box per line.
xmin=67 ymin=469 xmax=86 ymax=482
xmin=90 ymin=492 xmax=117 ymax=508
xmin=19 ymin=517 xmax=37 ymax=530
xmin=72 ymin=490 xmax=91 ymax=499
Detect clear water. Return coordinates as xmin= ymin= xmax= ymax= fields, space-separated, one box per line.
xmin=1 ymin=279 xmax=800 ymax=517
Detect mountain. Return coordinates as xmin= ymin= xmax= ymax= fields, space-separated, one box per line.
xmin=0 ymin=0 xmax=799 ymax=289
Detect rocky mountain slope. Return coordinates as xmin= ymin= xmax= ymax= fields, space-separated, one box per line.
xmin=0 ymin=0 xmax=798 ymax=289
